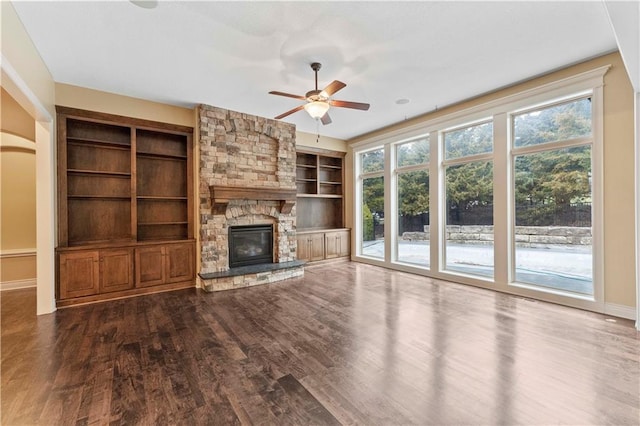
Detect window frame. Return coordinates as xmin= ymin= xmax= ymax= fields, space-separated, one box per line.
xmin=394 ymin=136 xmax=431 ymax=268
xmin=508 ymin=93 xmax=597 ymax=300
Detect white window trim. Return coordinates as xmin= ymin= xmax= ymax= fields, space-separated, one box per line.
xmin=351 ymin=65 xmax=609 ymax=314
xmin=508 ymin=93 xmax=598 ymax=303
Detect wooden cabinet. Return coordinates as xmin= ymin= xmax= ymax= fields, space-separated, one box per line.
xmin=99 ymin=248 xmax=134 ymax=293
xmin=56 ymin=107 xmax=195 ymax=306
xmin=59 ymin=248 xmax=134 ymax=299
xmin=325 ymin=230 xmax=350 ymax=259
xmin=166 ymin=243 xmax=195 ymax=283
xmin=135 ymin=245 xmax=166 ymax=287
xmin=136 ymin=242 xmax=194 ymax=287
xmin=296 ymin=233 xmax=326 ymax=262
xmin=297 ymin=230 xmax=350 ymax=262
xmin=59 ymin=251 xmax=100 ymax=299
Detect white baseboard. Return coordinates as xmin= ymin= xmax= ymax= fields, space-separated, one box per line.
xmin=1 ymin=278 xmax=37 ymax=291
xmin=604 ymin=302 xmax=636 ymax=320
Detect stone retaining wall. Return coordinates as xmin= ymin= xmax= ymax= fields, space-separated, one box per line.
xmin=402 ymin=225 xmax=592 ymax=246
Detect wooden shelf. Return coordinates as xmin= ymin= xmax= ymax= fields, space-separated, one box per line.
xmin=209 ymin=185 xmax=296 ymax=215
xmin=297 ymin=194 xmax=343 ymax=199
xmin=296 ymin=178 xmax=317 ymax=182
xmin=319 ymin=165 xmax=342 ymax=170
xmin=320 ymin=181 xmax=341 ymax=185
xmin=67 ymin=137 xmax=130 ymax=149
xmin=138 ymin=222 xmax=189 ymax=226
xmin=137 ymin=196 xmax=188 ymax=200
xmin=296 ymin=163 xmax=316 ymax=169
xmin=137 ymin=151 xmax=187 ymax=160
xmin=68 ymin=169 xmax=131 ymax=177
xmin=68 ymin=195 xmax=130 ymax=200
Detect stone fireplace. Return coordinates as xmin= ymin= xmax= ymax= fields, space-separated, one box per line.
xmin=198 ymin=104 xmax=304 ymax=291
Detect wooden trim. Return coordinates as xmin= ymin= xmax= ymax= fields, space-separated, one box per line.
xmin=296 ymin=146 xmax=346 ymax=158
xmin=209 ymin=185 xmax=297 ymax=215
xmin=55 ymin=280 xmax=194 ymax=308
xmin=57 ymin=114 xmax=69 ymax=246
xmin=186 ymin=133 xmax=194 ymax=238
xmin=55 ymin=106 xmax=193 ymax=134
xmin=56 ymin=238 xmax=196 ymax=252
xmin=130 ymin=129 xmax=137 ymax=241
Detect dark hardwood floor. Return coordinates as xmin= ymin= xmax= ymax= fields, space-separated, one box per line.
xmin=2 ymin=261 xmax=639 ymax=425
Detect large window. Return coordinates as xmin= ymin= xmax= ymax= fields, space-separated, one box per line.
xmin=360 ymin=148 xmax=385 ymax=259
xmin=443 ymin=121 xmax=494 ymax=278
xmin=512 ymin=97 xmax=593 ymax=295
xmin=352 ymin=68 xmax=604 ymax=311
xmin=396 ymin=137 xmax=430 ymax=267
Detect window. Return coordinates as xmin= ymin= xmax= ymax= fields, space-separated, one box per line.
xmin=396 ymin=137 xmax=430 ymax=267
xmin=360 ymin=148 xmax=385 ymax=259
xmin=511 ymin=97 xmax=593 ymax=295
xmin=352 ymin=66 xmax=605 ymax=311
xmin=443 ymin=121 xmax=494 ymax=278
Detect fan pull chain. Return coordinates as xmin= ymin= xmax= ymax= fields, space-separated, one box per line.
xmin=316 ymin=119 xmax=320 ymax=143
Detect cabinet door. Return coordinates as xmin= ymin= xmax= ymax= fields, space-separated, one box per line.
xmin=135 ymin=246 xmax=166 ymax=287
xmin=326 ymin=230 xmax=350 ymax=259
xmin=59 ymin=251 xmax=99 ymax=299
xmin=100 ymin=248 xmax=134 ymax=293
xmin=309 ymin=233 xmax=325 ymax=261
xmin=296 ymin=235 xmax=311 ymax=262
xmin=165 ymin=243 xmax=194 ymax=283
xmin=336 ymin=230 xmax=350 ymax=257
xmin=325 ymin=232 xmax=340 ymax=259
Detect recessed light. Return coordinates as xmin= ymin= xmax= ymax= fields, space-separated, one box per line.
xmin=395 ymin=98 xmax=410 ymax=105
xmin=130 ymin=0 xmax=158 ymax=9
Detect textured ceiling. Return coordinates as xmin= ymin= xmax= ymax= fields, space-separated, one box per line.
xmin=13 ymin=1 xmax=617 ymax=140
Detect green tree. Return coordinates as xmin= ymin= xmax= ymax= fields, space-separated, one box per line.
xmin=363 ymin=176 xmax=384 ymax=217
xmin=398 ymin=170 xmax=429 ymax=216
xmin=363 ymin=204 xmax=374 ymax=241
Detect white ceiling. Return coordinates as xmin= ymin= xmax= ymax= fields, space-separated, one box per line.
xmin=12 ymin=1 xmax=618 ymax=140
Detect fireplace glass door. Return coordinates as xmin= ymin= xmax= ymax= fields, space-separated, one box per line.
xmin=228 ymin=225 xmax=273 ymax=268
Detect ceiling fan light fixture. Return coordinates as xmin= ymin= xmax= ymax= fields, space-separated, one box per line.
xmin=304 ymin=101 xmax=330 ymax=119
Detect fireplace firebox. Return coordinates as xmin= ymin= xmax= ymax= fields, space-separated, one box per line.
xmin=228 ymin=225 xmax=273 ymax=268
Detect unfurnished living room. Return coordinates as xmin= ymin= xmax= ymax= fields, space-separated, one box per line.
xmin=1 ymin=1 xmax=639 ymax=425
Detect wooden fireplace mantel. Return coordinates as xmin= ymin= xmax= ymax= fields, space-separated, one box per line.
xmin=209 ymin=185 xmax=297 ymax=215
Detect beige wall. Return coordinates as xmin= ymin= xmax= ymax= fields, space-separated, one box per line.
xmin=2 ymin=1 xmax=56 ymax=309
xmin=349 ymin=51 xmax=636 ymax=308
xmin=1 ymin=133 xmax=37 ymax=285
xmin=296 ymin=131 xmax=347 ymax=152
xmin=1 ymin=2 xmax=55 ymax=119
xmin=1 ymin=87 xmax=36 ymax=140
xmin=55 ymin=83 xmax=194 ymax=127
xmin=1 ymin=87 xmax=37 ymax=286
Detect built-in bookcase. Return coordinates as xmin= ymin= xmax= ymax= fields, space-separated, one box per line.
xmin=295 ymin=147 xmax=350 ymax=262
xmin=56 ymin=107 xmax=195 ymax=306
xmin=136 ymin=129 xmax=189 ymax=242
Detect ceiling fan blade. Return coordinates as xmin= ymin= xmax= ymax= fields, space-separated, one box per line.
xmin=330 ymin=99 xmax=370 ymax=111
xmin=269 ymin=91 xmax=306 ymax=100
xmin=274 ymin=104 xmax=305 ymax=120
xmin=320 ymin=113 xmax=332 ymax=125
xmin=321 ymin=80 xmax=346 ymax=97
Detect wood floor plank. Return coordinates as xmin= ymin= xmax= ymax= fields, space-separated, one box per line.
xmin=2 ymin=262 xmax=639 ymax=425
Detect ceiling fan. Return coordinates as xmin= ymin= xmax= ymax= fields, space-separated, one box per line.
xmin=269 ymin=62 xmax=370 ymax=125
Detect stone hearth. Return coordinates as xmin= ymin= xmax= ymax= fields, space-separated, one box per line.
xmin=198 ymin=104 xmax=303 ymax=291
